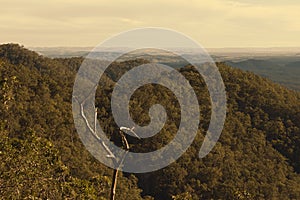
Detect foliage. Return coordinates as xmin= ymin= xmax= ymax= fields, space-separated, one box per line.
xmin=1 ymin=44 xmax=300 ymax=199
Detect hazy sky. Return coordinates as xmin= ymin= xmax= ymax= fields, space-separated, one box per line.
xmin=1 ymin=0 xmax=300 ymax=47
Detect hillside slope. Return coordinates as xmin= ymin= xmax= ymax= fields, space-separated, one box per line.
xmin=226 ymin=59 xmax=300 ymax=91
xmin=1 ymin=44 xmax=300 ymax=199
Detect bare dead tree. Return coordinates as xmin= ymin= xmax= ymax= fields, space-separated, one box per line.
xmin=110 ymin=131 xmax=129 ymax=200
xmin=73 ymin=86 xmax=134 ymax=200
xmin=73 ymin=95 xmax=115 ymax=158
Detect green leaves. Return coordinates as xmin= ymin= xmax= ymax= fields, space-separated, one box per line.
xmin=1 ymin=44 xmax=300 ymax=199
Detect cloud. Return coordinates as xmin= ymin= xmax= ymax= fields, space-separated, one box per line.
xmin=1 ymin=0 xmax=300 ymax=47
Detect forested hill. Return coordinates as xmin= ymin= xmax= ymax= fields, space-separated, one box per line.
xmin=226 ymin=59 xmax=300 ymax=91
xmin=1 ymin=44 xmax=300 ymax=199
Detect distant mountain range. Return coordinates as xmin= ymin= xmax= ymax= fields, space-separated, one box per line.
xmin=226 ymin=59 xmax=300 ymax=91
xmin=28 ymin=46 xmax=300 ymax=60
xmin=29 ymin=46 xmax=300 ymax=91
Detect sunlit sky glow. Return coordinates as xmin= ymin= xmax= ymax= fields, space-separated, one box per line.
xmin=1 ymin=0 xmax=300 ymax=47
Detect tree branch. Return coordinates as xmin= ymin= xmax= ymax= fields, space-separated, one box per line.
xmin=73 ymin=85 xmax=132 ymax=200
xmin=110 ymin=131 xmax=129 ymax=200
xmin=73 ymin=92 xmax=115 ymax=158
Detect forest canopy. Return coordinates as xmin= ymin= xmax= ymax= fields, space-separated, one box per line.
xmin=0 ymin=44 xmax=300 ymax=199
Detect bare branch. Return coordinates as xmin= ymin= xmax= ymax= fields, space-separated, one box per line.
xmin=73 ymin=85 xmax=134 ymax=200
xmin=110 ymin=131 xmax=130 ymax=200
xmin=120 ymin=126 xmax=141 ymax=139
xmin=73 ymin=95 xmax=115 ymax=158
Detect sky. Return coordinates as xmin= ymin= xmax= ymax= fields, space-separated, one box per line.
xmin=1 ymin=0 xmax=300 ymax=48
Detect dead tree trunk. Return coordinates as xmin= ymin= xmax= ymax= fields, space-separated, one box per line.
xmin=110 ymin=131 xmax=129 ymax=200
xmin=73 ymin=86 xmax=131 ymax=200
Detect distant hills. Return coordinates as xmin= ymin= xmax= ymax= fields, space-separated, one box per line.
xmin=226 ymin=59 xmax=300 ymax=91
xmin=30 ymin=46 xmax=300 ymax=59
xmin=29 ymin=46 xmax=300 ymax=91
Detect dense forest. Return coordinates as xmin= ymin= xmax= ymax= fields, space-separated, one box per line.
xmin=1 ymin=44 xmax=300 ymax=199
